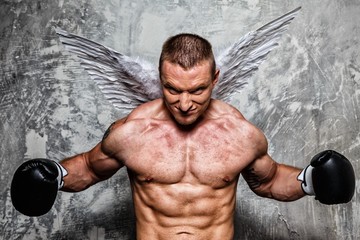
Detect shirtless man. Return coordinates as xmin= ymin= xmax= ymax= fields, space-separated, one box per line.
xmin=11 ymin=33 xmax=355 ymax=240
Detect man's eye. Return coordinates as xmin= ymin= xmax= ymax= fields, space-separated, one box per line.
xmin=191 ymin=88 xmax=204 ymax=95
xmin=168 ymin=88 xmax=180 ymax=94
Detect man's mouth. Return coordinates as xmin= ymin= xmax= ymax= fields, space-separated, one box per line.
xmin=176 ymin=107 xmax=196 ymax=115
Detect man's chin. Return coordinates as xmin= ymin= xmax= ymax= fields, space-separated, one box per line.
xmin=174 ymin=115 xmax=199 ymax=126
xmin=177 ymin=120 xmax=195 ymax=126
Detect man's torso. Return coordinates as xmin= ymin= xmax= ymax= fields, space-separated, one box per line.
xmin=108 ymin=99 xmax=262 ymax=239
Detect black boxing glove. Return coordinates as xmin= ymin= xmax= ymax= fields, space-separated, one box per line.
xmin=297 ymin=150 xmax=355 ymax=204
xmin=11 ymin=158 xmax=68 ymax=216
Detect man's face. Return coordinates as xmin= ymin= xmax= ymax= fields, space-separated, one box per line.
xmin=160 ymin=60 xmax=219 ymax=126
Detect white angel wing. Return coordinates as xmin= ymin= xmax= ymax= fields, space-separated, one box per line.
xmin=56 ymin=7 xmax=300 ymax=111
xmin=213 ymin=7 xmax=301 ymax=102
xmin=55 ymin=28 xmax=162 ymax=113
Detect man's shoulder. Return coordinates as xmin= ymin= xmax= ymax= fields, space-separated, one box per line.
xmin=209 ymin=99 xmax=265 ymax=139
xmin=208 ymin=99 xmax=245 ymax=120
xmin=109 ymin=99 xmax=170 ymax=135
xmin=127 ymin=98 xmax=167 ymax=120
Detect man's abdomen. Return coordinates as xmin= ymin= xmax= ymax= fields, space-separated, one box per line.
xmin=131 ymin=180 xmax=237 ymax=240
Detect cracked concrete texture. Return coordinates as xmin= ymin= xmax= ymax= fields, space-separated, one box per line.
xmin=1 ymin=0 xmax=359 ymax=239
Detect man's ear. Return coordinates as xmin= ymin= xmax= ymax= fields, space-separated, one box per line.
xmin=212 ymin=69 xmax=220 ymax=85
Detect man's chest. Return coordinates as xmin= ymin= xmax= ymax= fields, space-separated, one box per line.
xmin=117 ymin=119 xmax=254 ymax=186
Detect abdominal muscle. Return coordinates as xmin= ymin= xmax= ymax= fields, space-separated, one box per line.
xmin=116 ymin=113 xmax=249 ymax=239
xmin=131 ymin=178 xmax=238 ymax=240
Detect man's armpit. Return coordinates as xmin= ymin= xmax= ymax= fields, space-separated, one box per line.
xmin=242 ymin=156 xmax=278 ymax=192
xmin=102 ymin=122 xmax=116 ymax=141
xmin=242 ymin=167 xmax=262 ymax=190
xmin=102 ymin=117 xmax=128 ymax=141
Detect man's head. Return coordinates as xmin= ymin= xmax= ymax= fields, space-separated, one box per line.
xmin=159 ymin=33 xmax=219 ymax=126
xmin=159 ymin=33 xmax=216 ymax=77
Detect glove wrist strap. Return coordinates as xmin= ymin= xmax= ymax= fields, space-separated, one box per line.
xmin=297 ymin=165 xmax=315 ymax=195
xmin=53 ymin=161 xmax=68 ymax=189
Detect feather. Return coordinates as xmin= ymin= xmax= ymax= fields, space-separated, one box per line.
xmin=55 ymin=7 xmax=301 ymax=111
xmin=55 ymin=28 xmax=162 ymax=113
xmin=213 ymin=7 xmax=301 ymax=102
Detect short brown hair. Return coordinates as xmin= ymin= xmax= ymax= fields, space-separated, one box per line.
xmin=159 ymin=33 xmax=216 ymax=76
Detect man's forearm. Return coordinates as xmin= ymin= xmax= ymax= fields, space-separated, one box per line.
xmin=269 ymin=164 xmax=305 ymax=201
xmin=60 ymin=153 xmax=100 ymax=192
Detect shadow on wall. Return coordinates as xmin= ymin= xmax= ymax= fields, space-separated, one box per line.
xmin=53 ymin=173 xmax=136 ymax=240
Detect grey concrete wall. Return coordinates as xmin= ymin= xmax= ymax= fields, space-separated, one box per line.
xmin=0 ymin=0 xmax=359 ymax=239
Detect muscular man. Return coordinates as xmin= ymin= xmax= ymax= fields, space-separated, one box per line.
xmin=11 ymin=33 xmax=355 ymax=240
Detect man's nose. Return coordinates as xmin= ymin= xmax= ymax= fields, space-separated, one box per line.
xmin=179 ymin=92 xmax=192 ymax=112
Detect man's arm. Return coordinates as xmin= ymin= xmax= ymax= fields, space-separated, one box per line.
xmin=60 ymin=118 xmax=126 ymax=192
xmin=60 ymin=143 xmax=123 ymax=192
xmin=10 ymin=118 xmax=127 ymax=216
xmin=239 ymin=123 xmax=305 ymax=201
xmin=237 ymin=112 xmax=354 ymax=204
xmin=242 ymin=153 xmax=305 ymax=201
